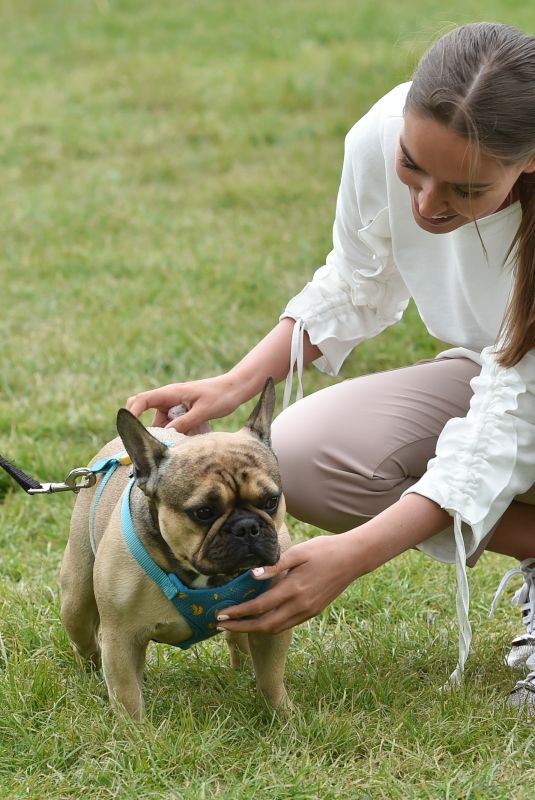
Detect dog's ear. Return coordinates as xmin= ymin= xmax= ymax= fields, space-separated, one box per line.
xmin=116 ymin=408 xmax=169 ymax=497
xmin=243 ymin=377 xmax=276 ymax=447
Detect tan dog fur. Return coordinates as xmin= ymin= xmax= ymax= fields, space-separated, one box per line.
xmin=60 ymin=381 xmax=291 ymax=720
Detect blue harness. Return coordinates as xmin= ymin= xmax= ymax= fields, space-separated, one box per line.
xmin=88 ymin=450 xmax=270 ymax=649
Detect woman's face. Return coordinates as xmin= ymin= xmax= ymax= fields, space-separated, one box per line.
xmin=396 ymin=111 xmax=535 ymax=235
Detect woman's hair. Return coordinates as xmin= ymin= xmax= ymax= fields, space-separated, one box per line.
xmin=405 ymin=22 xmax=535 ymax=367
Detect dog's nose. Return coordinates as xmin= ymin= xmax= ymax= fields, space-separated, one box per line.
xmin=232 ymin=518 xmax=261 ymax=538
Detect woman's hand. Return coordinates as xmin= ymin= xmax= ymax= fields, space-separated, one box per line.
xmin=215 ymin=533 xmax=366 ymax=635
xmin=126 ymin=319 xmax=323 ymax=434
xmin=126 ymin=373 xmax=245 ymax=433
xmin=216 ymin=494 xmax=454 ymax=635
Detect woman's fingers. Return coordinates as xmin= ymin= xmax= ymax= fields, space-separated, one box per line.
xmin=216 ymin=533 xmax=365 ymax=635
xmin=125 ymin=375 xmax=241 ymax=432
xmin=218 ymin=547 xmax=313 ymax=617
xmin=153 ymin=409 xmax=171 ymax=428
xmin=219 ymin=604 xmax=310 ymax=635
xmin=126 ymin=385 xmax=207 ymax=432
xmin=165 ymin=409 xmax=208 ymax=434
xmin=247 ymin=547 xmax=305 ymax=581
xmin=216 ymin=544 xmax=323 ymax=633
xmin=126 ymin=386 xmax=182 ymax=417
xmin=218 ymin=573 xmax=296 ymax=621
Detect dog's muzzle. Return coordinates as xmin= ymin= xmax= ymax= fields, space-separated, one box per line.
xmin=199 ymin=510 xmax=280 ymax=574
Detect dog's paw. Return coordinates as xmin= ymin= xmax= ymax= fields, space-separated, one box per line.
xmin=273 ymin=690 xmax=293 ymax=717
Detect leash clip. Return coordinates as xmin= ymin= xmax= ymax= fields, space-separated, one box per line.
xmin=27 ymin=468 xmax=97 ymax=495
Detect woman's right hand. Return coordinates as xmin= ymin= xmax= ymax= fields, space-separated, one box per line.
xmin=126 ymin=373 xmax=246 ymax=433
xmin=126 ymin=320 xmax=310 ymax=433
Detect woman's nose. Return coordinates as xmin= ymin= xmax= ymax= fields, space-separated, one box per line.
xmin=417 ymin=183 xmax=449 ymax=218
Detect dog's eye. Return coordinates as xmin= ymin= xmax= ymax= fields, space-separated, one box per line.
xmin=263 ymin=496 xmax=280 ymax=514
xmin=189 ymin=506 xmax=217 ymax=523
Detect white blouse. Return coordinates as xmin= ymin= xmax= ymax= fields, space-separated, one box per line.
xmin=280 ymin=82 xmax=535 ymax=680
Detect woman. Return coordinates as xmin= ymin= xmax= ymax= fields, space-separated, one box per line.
xmin=127 ymin=23 xmax=535 ymax=709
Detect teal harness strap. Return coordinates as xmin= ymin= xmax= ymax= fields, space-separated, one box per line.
xmin=90 ymin=448 xmax=271 ymax=650
xmin=121 ymin=478 xmax=182 ymax=602
xmin=88 ymin=453 xmax=129 ymax=555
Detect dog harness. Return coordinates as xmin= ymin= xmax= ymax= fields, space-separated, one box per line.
xmin=89 ymin=450 xmax=270 ymax=649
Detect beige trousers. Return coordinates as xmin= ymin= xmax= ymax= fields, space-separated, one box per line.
xmin=272 ymin=357 xmax=482 ymax=533
xmin=273 ymin=356 xmax=535 ymax=563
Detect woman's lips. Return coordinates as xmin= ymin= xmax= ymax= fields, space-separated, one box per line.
xmin=412 ymin=200 xmax=458 ymax=226
xmin=420 ymin=213 xmax=457 ymax=226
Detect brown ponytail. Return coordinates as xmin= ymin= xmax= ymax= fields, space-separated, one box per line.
xmin=405 ymin=22 xmax=535 ymax=367
xmin=499 ymin=173 xmax=535 ymax=366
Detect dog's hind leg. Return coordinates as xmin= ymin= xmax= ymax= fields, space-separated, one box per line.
xmin=60 ymin=526 xmax=101 ymax=668
xmin=225 ymin=631 xmax=251 ymax=669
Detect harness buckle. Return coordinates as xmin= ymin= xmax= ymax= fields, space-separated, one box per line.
xmin=65 ymin=468 xmax=97 ymax=492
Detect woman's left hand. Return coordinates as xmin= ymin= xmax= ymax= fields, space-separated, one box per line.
xmin=216 ymin=533 xmax=365 ymax=634
xmin=217 ymin=494 xmax=453 ymax=635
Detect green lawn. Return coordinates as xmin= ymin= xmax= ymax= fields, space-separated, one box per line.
xmin=1 ymin=1 xmax=534 ymax=797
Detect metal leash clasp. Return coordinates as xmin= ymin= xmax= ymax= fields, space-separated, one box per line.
xmin=27 ymin=468 xmax=97 ymax=495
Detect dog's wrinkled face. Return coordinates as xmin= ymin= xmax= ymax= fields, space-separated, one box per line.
xmin=157 ymin=431 xmax=284 ymax=578
xmin=117 ymin=379 xmax=284 ymax=585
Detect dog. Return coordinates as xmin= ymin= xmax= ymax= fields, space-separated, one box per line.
xmin=60 ymin=379 xmax=292 ymax=719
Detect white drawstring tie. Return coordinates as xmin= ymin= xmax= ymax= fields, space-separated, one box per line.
xmin=447 ymin=512 xmax=472 ymax=686
xmin=283 ymin=318 xmax=305 ymax=409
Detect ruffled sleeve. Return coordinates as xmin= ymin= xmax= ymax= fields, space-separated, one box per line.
xmin=406 ymin=346 xmax=535 ymax=562
xmin=280 ymin=109 xmax=410 ymax=380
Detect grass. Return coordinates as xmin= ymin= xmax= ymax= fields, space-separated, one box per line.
xmin=0 ymin=1 xmax=534 ymax=797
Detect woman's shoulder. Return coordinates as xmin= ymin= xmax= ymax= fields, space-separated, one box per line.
xmin=341 ymin=82 xmax=409 ymax=189
xmin=345 ymin=82 xmax=410 ymax=147
xmin=369 ymin=81 xmax=412 ymax=119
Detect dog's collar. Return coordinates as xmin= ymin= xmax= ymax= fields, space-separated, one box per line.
xmin=89 ymin=450 xmax=270 ymax=650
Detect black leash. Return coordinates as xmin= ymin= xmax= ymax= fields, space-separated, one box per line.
xmin=0 ymin=454 xmax=42 ymax=492
xmin=0 ymin=453 xmax=96 ymax=495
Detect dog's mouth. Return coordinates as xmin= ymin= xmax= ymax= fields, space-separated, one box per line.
xmin=162 ymin=541 xmax=279 ymax=589
xmin=192 ymin=545 xmax=280 ymax=583
xmin=190 ymin=533 xmax=280 ymax=586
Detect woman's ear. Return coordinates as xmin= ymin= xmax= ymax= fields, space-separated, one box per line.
xmin=522 ymin=153 xmax=535 ymax=174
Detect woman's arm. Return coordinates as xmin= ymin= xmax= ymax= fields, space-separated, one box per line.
xmin=216 ymin=493 xmax=452 ymax=634
xmin=225 ymin=318 xmax=322 ymax=399
xmin=126 ymin=318 xmax=322 ymax=431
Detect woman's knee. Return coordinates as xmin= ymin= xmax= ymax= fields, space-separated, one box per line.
xmin=271 ymin=359 xmax=477 ymax=531
xmin=271 ymin=402 xmax=407 ymax=532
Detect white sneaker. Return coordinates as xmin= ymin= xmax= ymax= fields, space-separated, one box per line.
xmin=490 ymin=558 xmax=535 ymax=669
xmin=509 ymin=654 xmax=535 ymax=716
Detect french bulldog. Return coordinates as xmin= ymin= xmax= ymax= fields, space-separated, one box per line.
xmin=60 ymin=379 xmax=291 ymax=719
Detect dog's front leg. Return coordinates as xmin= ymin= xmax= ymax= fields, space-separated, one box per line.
xmin=101 ymin=629 xmax=147 ymax=720
xmin=248 ymin=630 xmax=292 ymax=712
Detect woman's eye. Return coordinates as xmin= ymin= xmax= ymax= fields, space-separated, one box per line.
xmin=263 ymin=496 xmax=280 ymax=513
xmin=453 ymin=187 xmax=481 ymax=199
xmin=399 ymin=154 xmax=418 ymax=171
